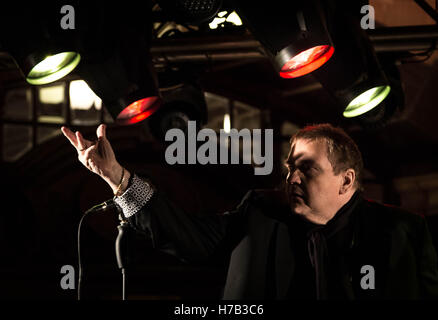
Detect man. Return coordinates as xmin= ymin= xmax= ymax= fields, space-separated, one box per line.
xmin=61 ymin=123 xmax=438 ymax=299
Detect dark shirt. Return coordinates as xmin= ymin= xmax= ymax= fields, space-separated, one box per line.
xmin=286 ymin=191 xmax=362 ymax=299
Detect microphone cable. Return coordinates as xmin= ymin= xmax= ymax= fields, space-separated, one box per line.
xmin=77 ymin=199 xmax=114 ymax=300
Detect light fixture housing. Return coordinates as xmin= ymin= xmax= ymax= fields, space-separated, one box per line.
xmin=76 ymin=1 xmax=162 ymax=125
xmin=147 ymin=76 xmax=208 ymax=141
xmin=78 ymin=48 xmax=162 ymax=125
xmin=312 ymin=2 xmax=393 ymax=119
xmin=0 ymin=4 xmax=81 ymax=85
xmin=233 ymin=0 xmax=334 ymax=78
xmin=347 ymin=55 xmax=405 ymax=129
xmin=158 ymin=0 xmax=223 ymax=24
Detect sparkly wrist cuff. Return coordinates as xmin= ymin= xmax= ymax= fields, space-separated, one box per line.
xmin=113 ymin=174 xmax=154 ymax=218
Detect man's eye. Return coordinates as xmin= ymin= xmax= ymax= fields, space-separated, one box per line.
xmin=300 ymin=164 xmax=315 ymax=174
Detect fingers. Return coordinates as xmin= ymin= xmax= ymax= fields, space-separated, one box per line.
xmin=62 ymin=126 xmax=95 ymax=152
xmin=96 ymin=124 xmax=106 ymax=156
xmin=61 ymin=126 xmax=78 ymax=149
xmin=76 ymin=131 xmax=87 ymax=151
xmin=96 ymin=137 xmax=106 ymax=158
xmin=96 ymin=124 xmax=106 ymax=139
xmin=83 ymin=143 xmax=97 ymax=158
xmin=63 ymin=125 xmax=110 ymax=177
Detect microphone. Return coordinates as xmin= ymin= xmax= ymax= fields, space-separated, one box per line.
xmin=78 ymin=198 xmax=118 ymax=300
xmin=84 ymin=199 xmax=116 ymax=214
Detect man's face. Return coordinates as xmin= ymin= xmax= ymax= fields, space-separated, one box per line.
xmin=285 ymin=138 xmax=344 ymax=223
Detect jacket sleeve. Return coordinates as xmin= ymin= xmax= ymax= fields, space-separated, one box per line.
xmin=417 ymin=216 xmax=438 ymax=298
xmin=122 ymin=176 xmax=254 ymax=264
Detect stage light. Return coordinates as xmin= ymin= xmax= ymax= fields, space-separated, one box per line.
xmin=0 ymin=4 xmax=81 ymax=85
xmin=77 ymin=2 xmax=162 ymax=125
xmin=348 ymin=56 xmax=405 ymax=129
xmin=147 ymin=79 xmax=208 ymax=141
xmin=77 ymin=42 xmax=162 ymax=125
xmin=112 ymin=97 xmax=162 ymax=125
xmin=25 ymin=52 xmax=81 ymax=85
xmin=312 ymin=2 xmax=393 ymax=119
xmin=343 ymin=86 xmax=391 ymax=118
xmin=232 ymin=0 xmax=334 ymax=78
xmin=78 ymin=52 xmax=162 ymax=125
xmin=279 ymin=45 xmax=334 ymax=79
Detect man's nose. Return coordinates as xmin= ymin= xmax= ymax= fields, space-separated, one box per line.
xmin=286 ymin=169 xmax=301 ymax=184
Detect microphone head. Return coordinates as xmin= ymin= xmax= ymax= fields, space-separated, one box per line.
xmin=85 ymin=199 xmax=117 ymax=214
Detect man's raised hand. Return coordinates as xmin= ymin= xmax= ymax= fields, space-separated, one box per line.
xmin=61 ymin=124 xmax=127 ymax=194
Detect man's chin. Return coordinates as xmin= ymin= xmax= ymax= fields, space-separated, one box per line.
xmin=289 ymin=202 xmax=304 ymax=215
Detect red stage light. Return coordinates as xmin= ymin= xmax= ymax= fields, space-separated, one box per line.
xmin=116 ymin=96 xmax=161 ymax=125
xmin=279 ymin=45 xmax=334 ymax=79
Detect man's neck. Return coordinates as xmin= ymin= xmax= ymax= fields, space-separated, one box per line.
xmin=304 ymin=190 xmax=357 ymax=225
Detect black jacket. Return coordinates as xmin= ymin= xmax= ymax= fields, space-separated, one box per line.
xmin=126 ymin=188 xmax=438 ymax=299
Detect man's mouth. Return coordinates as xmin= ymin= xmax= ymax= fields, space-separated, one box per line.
xmin=287 ymin=189 xmax=305 ymax=200
xmin=286 ymin=185 xmax=305 ymax=201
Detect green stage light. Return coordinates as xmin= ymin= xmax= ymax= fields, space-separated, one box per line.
xmin=26 ymin=52 xmax=81 ymax=85
xmin=311 ymin=2 xmax=397 ymax=122
xmin=343 ymin=85 xmax=391 ymax=118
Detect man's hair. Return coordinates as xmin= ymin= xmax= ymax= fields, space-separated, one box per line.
xmin=290 ymin=123 xmax=364 ymax=191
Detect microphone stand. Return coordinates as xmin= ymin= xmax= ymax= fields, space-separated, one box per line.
xmin=77 ymin=199 xmax=115 ymax=301
xmin=115 ymin=214 xmax=129 ymax=300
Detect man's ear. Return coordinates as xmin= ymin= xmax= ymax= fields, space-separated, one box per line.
xmin=340 ymin=169 xmax=356 ymax=194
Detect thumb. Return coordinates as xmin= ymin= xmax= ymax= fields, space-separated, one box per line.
xmin=97 ymin=124 xmax=106 ymax=139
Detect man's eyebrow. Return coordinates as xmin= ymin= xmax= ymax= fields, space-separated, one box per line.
xmin=284 ymin=158 xmax=321 ymax=169
xmin=299 ymin=159 xmax=319 ymax=168
xmin=284 ymin=152 xmax=304 ymax=165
